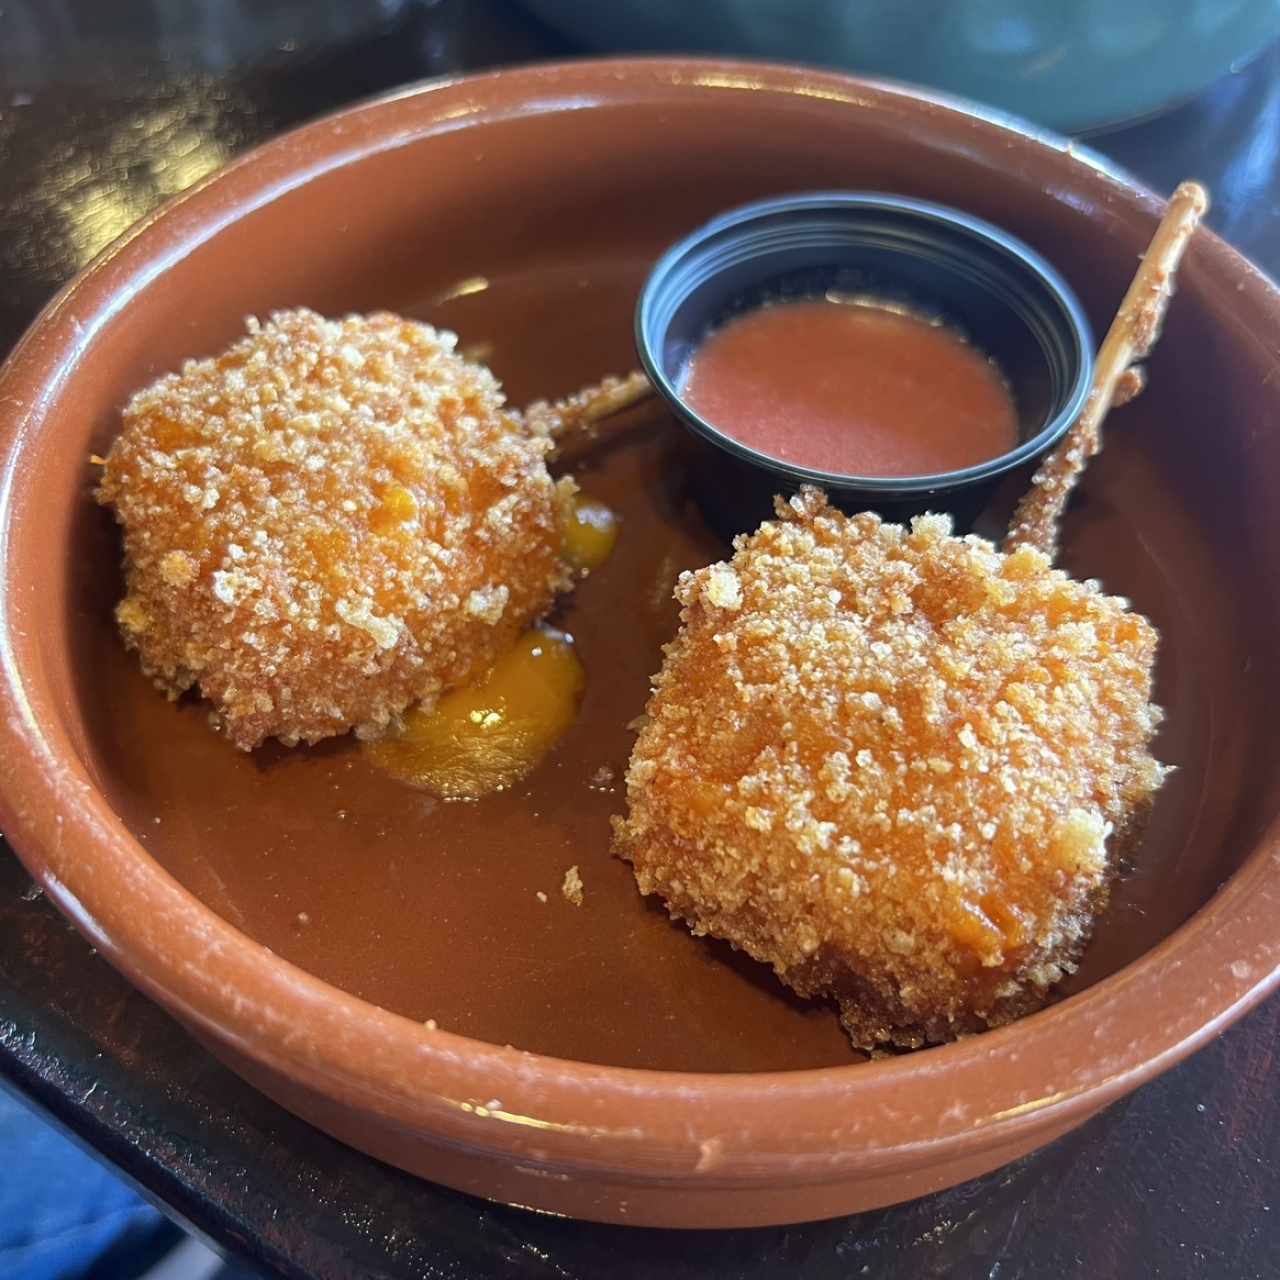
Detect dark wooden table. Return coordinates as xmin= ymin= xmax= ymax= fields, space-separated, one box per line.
xmin=1 ymin=3 xmax=1277 ymax=1276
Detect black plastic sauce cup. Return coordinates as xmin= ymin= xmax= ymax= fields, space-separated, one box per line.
xmin=635 ymin=192 xmax=1093 ymax=531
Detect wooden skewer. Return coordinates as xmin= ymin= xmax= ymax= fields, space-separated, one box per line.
xmin=523 ymin=370 xmax=654 ymax=443
xmin=1004 ymin=180 xmax=1209 ymax=560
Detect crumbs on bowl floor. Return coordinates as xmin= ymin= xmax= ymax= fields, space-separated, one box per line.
xmin=562 ymin=865 xmax=584 ymax=906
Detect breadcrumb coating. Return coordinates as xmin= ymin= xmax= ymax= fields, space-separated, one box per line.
xmin=97 ymin=309 xmax=573 ymax=749
xmin=614 ymin=488 xmax=1166 ymax=1048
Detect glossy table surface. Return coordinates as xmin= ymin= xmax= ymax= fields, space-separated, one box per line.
xmin=1 ymin=2 xmax=1277 ymax=1276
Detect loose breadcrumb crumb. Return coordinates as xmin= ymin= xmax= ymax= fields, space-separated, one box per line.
xmin=562 ymin=865 xmax=584 ymax=907
xmin=614 ymin=488 xmax=1166 ymax=1049
xmin=97 ymin=309 xmax=574 ymax=749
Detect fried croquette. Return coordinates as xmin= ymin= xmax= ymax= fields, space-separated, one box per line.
xmin=613 ymin=488 xmax=1166 ymax=1049
xmin=97 ymin=309 xmax=574 ymax=749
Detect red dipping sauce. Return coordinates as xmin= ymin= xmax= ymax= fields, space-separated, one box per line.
xmin=682 ymin=298 xmax=1018 ymax=478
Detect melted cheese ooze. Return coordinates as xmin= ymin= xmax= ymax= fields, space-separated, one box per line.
xmin=562 ymin=495 xmax=619 ymax=572
xmin=365 ymin=628 xmax=585 ymax=798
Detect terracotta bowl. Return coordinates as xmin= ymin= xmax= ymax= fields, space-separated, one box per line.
xmin=1 ymin=60 xmax=1278 ymax=1230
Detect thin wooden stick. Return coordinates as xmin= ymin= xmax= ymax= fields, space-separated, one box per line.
xmin=522 ymin=370 xmax=653 ymax=443
xmin=1004 ymin=180 xmax=1208 ymax=560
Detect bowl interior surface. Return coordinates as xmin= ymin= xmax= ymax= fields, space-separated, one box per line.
xmin=5 ymin=66 xmax=1280 ymax=1085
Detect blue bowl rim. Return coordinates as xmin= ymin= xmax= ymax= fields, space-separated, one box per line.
xmin=635 ymin=190 xmax=1095 ymax=495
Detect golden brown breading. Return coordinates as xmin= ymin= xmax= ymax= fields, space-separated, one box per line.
xmin=614 ymin=488 xmax=1166 ymax=1049
xmin=97 ymin=309 xmax=574 ymax=749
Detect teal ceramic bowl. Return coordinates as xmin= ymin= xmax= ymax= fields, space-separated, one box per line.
xmin=520 ymin=0 xmax=1280 ymax=133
